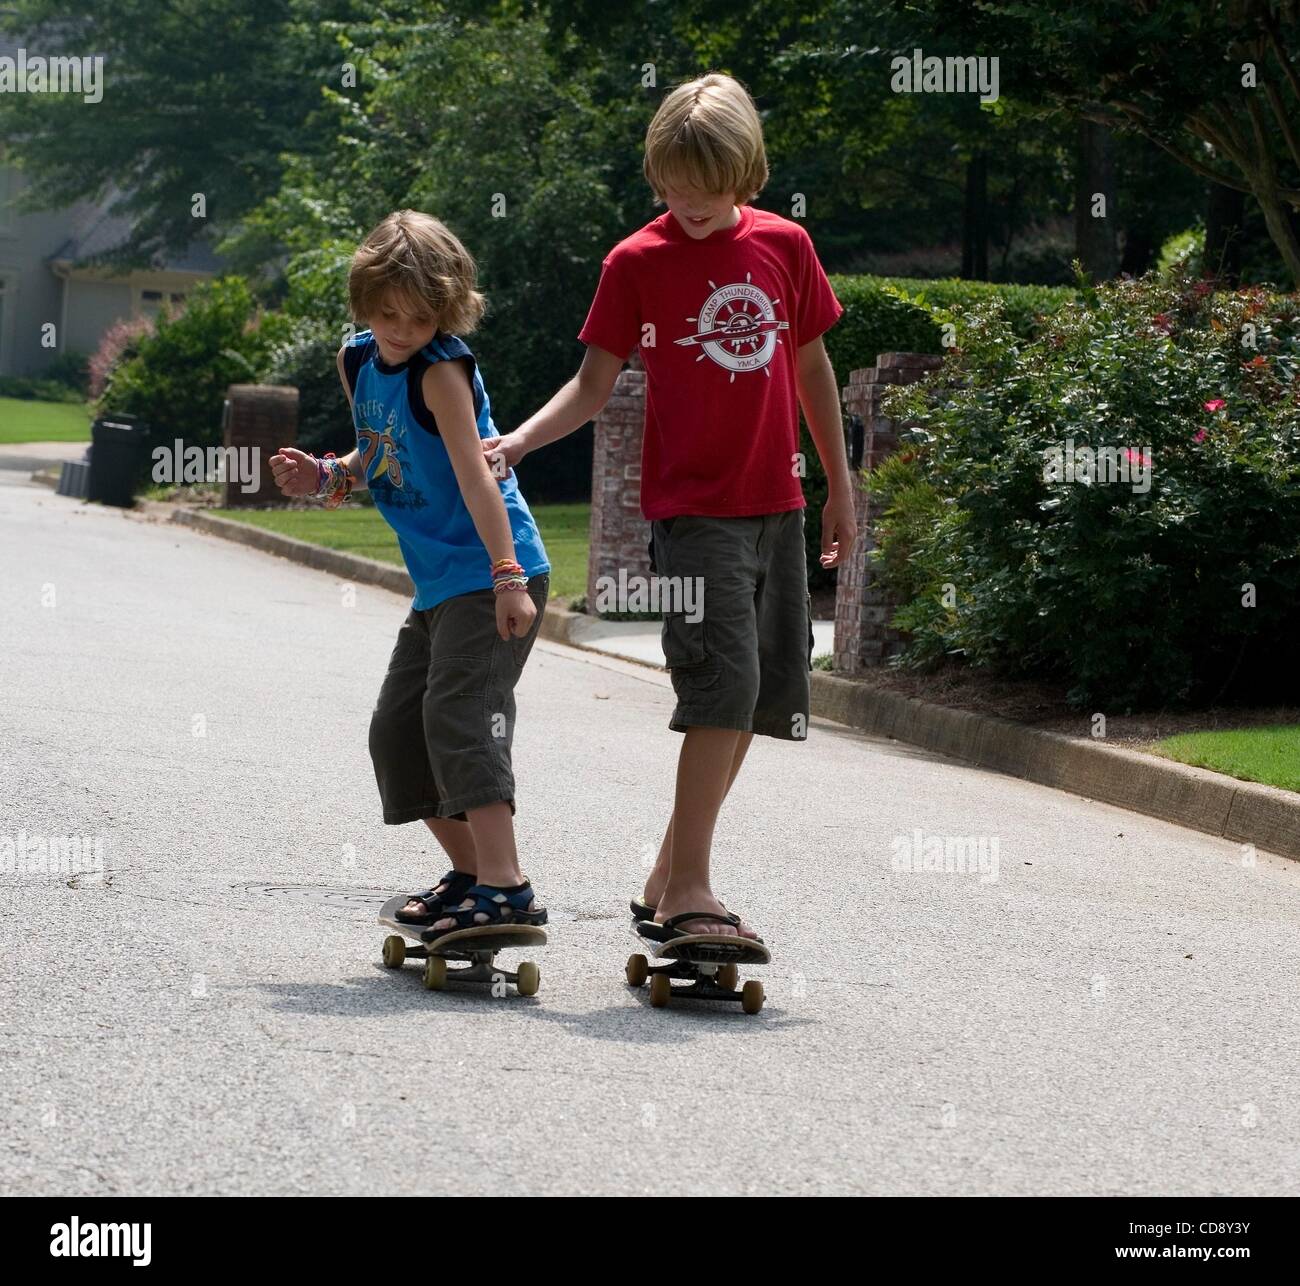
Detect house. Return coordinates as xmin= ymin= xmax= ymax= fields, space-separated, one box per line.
xmin=0 ymin=33 xmax=222 ymax=377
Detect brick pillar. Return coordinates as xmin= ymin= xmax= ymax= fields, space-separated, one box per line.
xmin=587 ymin=350 xmax=648 ymax=610
xmin=835 ymin=352 xmax=943 ymax=674
xmin=222 ymin=384 xmax=298 ymax=506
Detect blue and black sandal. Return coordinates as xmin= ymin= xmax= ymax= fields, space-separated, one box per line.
xmin=420 ymin=882 xmax=548 ymax=943
xmin=395 ymin=869 xmax=477 ymax=925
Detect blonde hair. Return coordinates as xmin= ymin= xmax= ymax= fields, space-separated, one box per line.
xmin=643 ymin=73 xmax=768 ymax=204
xmin=348 ymin=210 xmax=486 ymax=335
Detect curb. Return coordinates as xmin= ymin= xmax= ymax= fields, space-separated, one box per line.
xmin=167 ymin=507 xmax=416 ymax=597
xmin=155 ymin=503 xmax=1300 ymax=863
xmin=812 ymin=674 xmax=1300 ymax=862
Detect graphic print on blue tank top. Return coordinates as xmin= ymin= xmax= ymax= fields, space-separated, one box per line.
xmin=344 ymin=330 xmax=550 ymax=611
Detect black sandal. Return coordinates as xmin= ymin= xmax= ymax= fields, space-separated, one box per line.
xmin=637 ymin=910 xmax=763 ymax=945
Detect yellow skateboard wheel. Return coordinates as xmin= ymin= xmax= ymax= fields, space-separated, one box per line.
xmin=516 ymin=961 xmax=540 ymax=997
xmin=382 ymin=935 xmax=406 ymax=968
xmin=626 ymin=954 xmax=649 ymax=987
xmin=423 ymin=956 xmax=447 ymax=990
xmin=741 ymin=980 xmax=764 ymax=1014
xmin=649 ymin=973 xmax=672 ymax=1008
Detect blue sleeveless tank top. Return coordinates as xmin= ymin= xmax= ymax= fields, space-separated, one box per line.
xmin=343 ymin=330 xmax=550 ymax=611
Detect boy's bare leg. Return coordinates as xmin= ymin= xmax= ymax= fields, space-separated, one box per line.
xmin=398 ymin=817 xmax=477 ymax=916
xmin=427 ymin=801 xmax=533 ymax=931
xmin=642 ymin=731 xmax=752 ymax=908
xmin=653 ymin=727 xmax=759 ymax=939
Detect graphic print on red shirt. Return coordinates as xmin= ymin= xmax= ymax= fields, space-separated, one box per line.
xmin=579 ymin=205 xmax=843 ymax=521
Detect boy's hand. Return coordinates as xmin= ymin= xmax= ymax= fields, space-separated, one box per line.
xmin=269 ymin=446 xmax=318 ymax=497
xmin=495 ymin=587 xmax=537 ymax=641
xmin=819 ymin=492 xmax=858 ymax=569
xmin=482 ymin=432 xmax=527 ymax=480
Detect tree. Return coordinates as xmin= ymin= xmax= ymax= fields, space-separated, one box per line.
xmin=0 ymin=0 xmax=348 ymax=265
xmin=914 ymin=0 xmax=1300 ymax=286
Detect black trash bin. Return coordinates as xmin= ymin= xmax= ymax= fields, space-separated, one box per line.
xmin=88 ymin=416 xmax=148 ymax=507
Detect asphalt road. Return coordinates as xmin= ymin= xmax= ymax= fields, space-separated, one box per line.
xmin=3 ymin=471 xmax=1299 ymax=1196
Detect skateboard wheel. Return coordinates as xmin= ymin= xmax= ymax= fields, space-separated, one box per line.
xmin=516 ymin=961 xmax=540 ymax=997
xmin=649 ymin=973 xmax=672 ymax=1008
xmin=626 ymin=953 xmax=649 ymax=987
xmin=717 ymin=963 xmax=739 ymax=991
xmin=382 ymin=935 xmax=406 ymax=968
xmin=423 ymin=957 xmax=447 ymax=991
xmin=741 ymin=980 xmax=764 ymax=1014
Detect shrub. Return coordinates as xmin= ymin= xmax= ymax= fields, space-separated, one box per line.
xmin=44 ymin=349 xmax=91 ymax=395
xmin=88 ymin=317 xmax=155 ymax=400
xmin=805 ymin=275 xmax=1074 ymax=593
xmin=97 ymin=278 xmax=293 ymax=453
xmin=0 ymin=375 xmax=82 ymax=402
xmin=867 ymin=273 xmax=1300 ymax=708
xmin=1158 ymin=227 xmax=1205 ymax=279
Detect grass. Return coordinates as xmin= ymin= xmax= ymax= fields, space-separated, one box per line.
xmin=0 ymin=397 xmax=92 ymax=443
xmin=214 ymin=500 xmax=590 ymax=602
xmin=1153 ymin=725 xmax=1300 ymax=793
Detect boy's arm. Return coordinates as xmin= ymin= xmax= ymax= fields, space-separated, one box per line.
xmin=497 ymin=345 xmax=625 ymax=463
xmin=333 ymin=345 xmax=367 ymax=490
xmin=795 ymin=336 xmax=857 ymax=567
xmin=424 ymin=361 xmax=521 ymax=567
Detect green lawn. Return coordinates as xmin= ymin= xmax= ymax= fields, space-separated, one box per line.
xmin=215 ymin=501 xmax=590 ymax=602
xmin=0 ymin=397 xmax=92 ymax=443
xmin=1153 ymin=725 xmax=1300 ymax=793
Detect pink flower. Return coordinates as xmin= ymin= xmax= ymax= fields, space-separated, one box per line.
xmin=1203 ymin=399 xmax=1226 ymax=412
xmin=1194 ymin=428 xmax=1208 ymax=443
xmin=1124 ymin=448 xmax=1153 ymax=467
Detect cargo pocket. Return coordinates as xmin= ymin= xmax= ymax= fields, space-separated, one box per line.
xmin=662 ymin=611 xmax=719 ymax=689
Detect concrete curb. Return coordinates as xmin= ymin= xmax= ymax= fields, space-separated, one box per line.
xmin=155 ymin=502 xmax=1300 ymax=863
xmin=168 ymin=507 xmax=416 ymax=597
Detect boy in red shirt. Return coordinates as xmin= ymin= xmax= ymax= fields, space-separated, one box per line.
xmin=485 ymin=72 xmax=856 ymax=942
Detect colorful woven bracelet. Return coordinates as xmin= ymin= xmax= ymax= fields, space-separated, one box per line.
xmin=317 ymin=453 xmax=352 ymax=510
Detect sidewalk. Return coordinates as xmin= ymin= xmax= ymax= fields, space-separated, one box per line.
xmin=569 ymin=608 xmax=837 ymax=666
xmin=0 ymin=440 xmax=88 ymax=472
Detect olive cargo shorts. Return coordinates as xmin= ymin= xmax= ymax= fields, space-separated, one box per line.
xmin=649 ymin=511 xmax=813 ymax=740
xmin=368 ymin=575 xmax=549 ymax=823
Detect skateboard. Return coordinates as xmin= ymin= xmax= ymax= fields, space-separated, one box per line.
xmin=378 ymin=894 xmax=546 ymax=996
xmin=626 ymin=921 xmax=770 ymax=1013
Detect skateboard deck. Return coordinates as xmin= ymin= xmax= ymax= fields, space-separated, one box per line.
xmin=626 ymin=920 xmax=770 ymax=1013
xmin=378 ymin=894 xmax=546 ymax=995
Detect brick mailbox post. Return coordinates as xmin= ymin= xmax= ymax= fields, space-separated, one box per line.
xmin=586 ymin=350 xmax=650 ymax=609
xmin=834 ymin=352 xmax=943 ymax=675
xmin=221 ymin=384 xmax=299 ymax=507
xmin=584 ymin=346 xmax=943 ymax=670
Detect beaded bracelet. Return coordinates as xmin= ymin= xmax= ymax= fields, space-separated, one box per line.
xmin=493 ymin=576 xmax=529 ymax=594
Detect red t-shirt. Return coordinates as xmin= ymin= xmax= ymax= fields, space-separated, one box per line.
xmin=578 ymin=205 xmax=843 ymax=520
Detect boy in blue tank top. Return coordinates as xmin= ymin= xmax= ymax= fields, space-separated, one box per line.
xmin=270 ymin=209 xmax=551 ymax=937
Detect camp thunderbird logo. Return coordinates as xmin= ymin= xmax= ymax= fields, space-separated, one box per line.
xmin=675 ymin=273 xmax=789 ymax=381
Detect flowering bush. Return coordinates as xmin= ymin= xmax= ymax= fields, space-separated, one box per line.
xmin=88 ymin=317 xmax=155 ymax=400
xmin=97 ymin=278 xmax=292 ymax=450
xmin=867 ymin=273 xmax=1300 ymax=708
